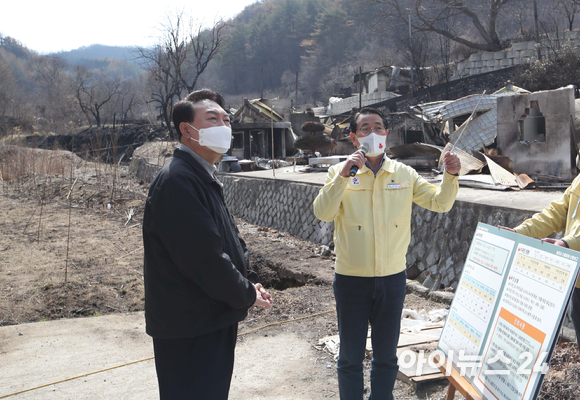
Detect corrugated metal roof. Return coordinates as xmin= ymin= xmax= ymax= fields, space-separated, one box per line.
xmin=438 ymin=143 xmax=485 ymax=176
xmin=438 ymin=95 xmax=496 ymax=121
xmin=411 ymin=84 xmax=530 ymax=123
xmin=410 ymin=101 xmax=451 ymax=121
xmin=449 ymin=108 xmax=497 ymax=153
xmin=409 ymin=95 xmax=496 ymax=123
xmin=485 ymin=154 xmax=520 ymax=188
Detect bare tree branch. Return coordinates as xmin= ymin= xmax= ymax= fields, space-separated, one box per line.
xmin=367 ymin=0 xmax=514 ymax=52
xmin=135 ymin=11 xmax=226 ymax=138
xmin=72 ymin=66 xmax=122 ymax=127
xmin=185 ymin=20 xmax=226 ymax=93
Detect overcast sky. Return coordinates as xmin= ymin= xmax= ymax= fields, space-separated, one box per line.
xmin=0 ymin=0 xmax=259 ymax=54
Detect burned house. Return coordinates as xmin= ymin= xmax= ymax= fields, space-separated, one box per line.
xmin=408 ymin=84 xmax=578 ymax=179
xmin=327 ymin=67 xmax=401 ymax=116
xmin=356 ymin=66 xmax=411 ymax=94
xmin=497 ymin=86 xmax=577 ymax=179
xmin=231 ymin=98 xmax=295 ymax=160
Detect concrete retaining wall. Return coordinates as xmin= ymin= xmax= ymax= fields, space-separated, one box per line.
xmin=220 ymin=175 xmax=540 ymax=289
xmin=221 ymin=175 xmax=335 ymax=245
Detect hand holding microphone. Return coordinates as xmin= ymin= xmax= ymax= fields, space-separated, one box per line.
xmin=341 ymin=143 xmax=369 ymax=178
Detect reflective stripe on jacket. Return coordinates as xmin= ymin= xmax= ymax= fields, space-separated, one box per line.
xmin=515 ymin=174 xmax=580 ymax=287
xmin=313 ymin=157 xmax=459 ymax=277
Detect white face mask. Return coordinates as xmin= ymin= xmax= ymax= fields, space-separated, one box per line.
xmin=357 ymin=133 xmax=386 ymax=157
xmin=187 ymin=123 xmax=232 ymax=154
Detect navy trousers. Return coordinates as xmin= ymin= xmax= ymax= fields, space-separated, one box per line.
xmin=334 ymin=271 xmax=407 ymax=400
xmin=152 ymin=324 xmax=238 ymax=400
xmin=570 ymin=287 xmax=580 ymax=350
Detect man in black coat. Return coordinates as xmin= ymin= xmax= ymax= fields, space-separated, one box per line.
xmin=143 ymin=89 xmax=272 ymax=399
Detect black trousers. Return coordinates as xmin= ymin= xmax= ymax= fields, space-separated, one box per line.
xmin=153 ymin=324 xmax=238 ymax=400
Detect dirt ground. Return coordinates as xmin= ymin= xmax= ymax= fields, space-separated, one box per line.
xmin=1 ymin=147 xmax=579 ymax=399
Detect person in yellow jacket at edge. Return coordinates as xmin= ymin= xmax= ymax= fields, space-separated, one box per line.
xmin=313 ymin=107 xmax=461 ymax=400
xmin=500 ymin=174 xmax=580 ymax=353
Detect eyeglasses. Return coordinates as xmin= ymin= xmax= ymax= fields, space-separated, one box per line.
xmin=357 ymin=125 xmax=387 ymax=137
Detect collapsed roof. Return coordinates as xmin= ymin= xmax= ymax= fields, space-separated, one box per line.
xmin=410 ymin=84 xmax=530 ymax=153
xmin=233 ymin=98 xmax=284 ymax=123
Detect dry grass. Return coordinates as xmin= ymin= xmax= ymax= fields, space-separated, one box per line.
xmin=0 ymin=143 xmax=82 ymax=182
xmin=0 ymin=142 xmax=148 ymax=212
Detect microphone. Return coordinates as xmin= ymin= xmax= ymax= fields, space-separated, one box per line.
xmin=349 ymin=142 xmax=369 ymax=177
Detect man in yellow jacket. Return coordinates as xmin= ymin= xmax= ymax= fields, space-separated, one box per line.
xmin=313 ymin=107 xmax=461 ymax=400
xmin=500 ymin=174 xmax=580 ymax=349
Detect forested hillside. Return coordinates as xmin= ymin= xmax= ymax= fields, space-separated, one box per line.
xmin=214 ymin=0 xmax=365 ymax=100
xmin=1 ymin=0 xmax=579 ymax=137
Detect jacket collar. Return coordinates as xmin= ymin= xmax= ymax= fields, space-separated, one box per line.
xmin=380 ymin=155 xmax=396 ymax=173
xmin=173 ymin=148 xmax=217 ymax=185
xmin=178 ymin=144 xmax=217 ymax=175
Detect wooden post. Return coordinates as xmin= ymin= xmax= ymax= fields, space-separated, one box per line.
xmin=359 ymin=66 xmax=363 ymax=109
xmin=409 ymin=14 xmax=415 ymax=97
xmin=295 ymin=71 xmax=299 ymax=106
xmin=271 ymin=105 xmax=275 ymax=179
xmin=445 ymin=383 xmax=457 ymax=400
xmin=433 ymin=354 xmax=482 ymax=400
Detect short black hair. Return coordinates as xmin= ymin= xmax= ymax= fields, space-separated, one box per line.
xmin=172 ymin=101 xmax=194 ymax=142
xmin=172 ymin=89 xmax=226 ymax=142
xmin=185 ymin=89 xmax=225 ymax=107
xmin=349 ymin=107 xmax=388 ymax=134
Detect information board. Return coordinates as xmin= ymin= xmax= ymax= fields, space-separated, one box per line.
xmin=438 ymin=223 xmax=580 ymax=400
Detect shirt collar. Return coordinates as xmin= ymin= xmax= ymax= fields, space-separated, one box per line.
xmin=364 ymin=153 xmax=388 ymax=176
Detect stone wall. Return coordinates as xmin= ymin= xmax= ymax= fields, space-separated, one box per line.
xmin=453 ymin=32 xmax=580 ymax=79
xmin=221 ymin=175 xmax=334 ymax=245
xmin=220 ymin=174 xmax=540 ymax=289
xmin=405 ymin=202 xmax=535 ymax=288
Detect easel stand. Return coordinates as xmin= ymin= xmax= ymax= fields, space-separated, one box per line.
xmin=434 ymin=355 xmax=482 ymax=400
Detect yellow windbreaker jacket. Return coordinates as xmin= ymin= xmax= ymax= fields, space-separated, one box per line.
xmin=313 ymin=157 xmax=459 ymax=278
xmin=515 ymin=174 xmax=580 ymax=287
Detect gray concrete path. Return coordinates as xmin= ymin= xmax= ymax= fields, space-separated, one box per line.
xmin=0 ymin=313 xmax=337 ymax=400
xmin=228 ymin=167 xmax=566 ymax=213
xmin=0 ymin=313 xmax=157 ymax=399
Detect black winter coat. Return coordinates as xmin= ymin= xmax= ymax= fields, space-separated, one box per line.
xmin=143 ymin=149 xmax=257 ymax=338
